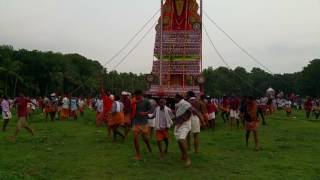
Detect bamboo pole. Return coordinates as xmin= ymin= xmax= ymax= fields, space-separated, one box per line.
xmin=160 ymin=0 xmax=164 ymax=86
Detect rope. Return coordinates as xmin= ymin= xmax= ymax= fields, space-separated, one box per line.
xmin=203 ymin=25 xmax=264 ymax=95
xmin=204 ymin=11 xmax=273 ymax=75
xmin=70 ymin=84 xmax=84 ymax=95
xmin=203 ymin=26 xmax=232 ymax=69
xmin=111 ymin=22 xmax=156 ymax=71
xmin=103 ymin=9 xmax=160 ymax=67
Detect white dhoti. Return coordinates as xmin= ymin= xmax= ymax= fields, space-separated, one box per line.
xmin=191 ymin=115 xmax=200 ymax=134
xmin=174 ymin=120 xmax=191 ymax=140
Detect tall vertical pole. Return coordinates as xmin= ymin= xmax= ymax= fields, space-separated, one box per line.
xmin=200 ymin=0 xmax=203 ymax=72
xmin=160 ymin=0 xmax=164 ymax=86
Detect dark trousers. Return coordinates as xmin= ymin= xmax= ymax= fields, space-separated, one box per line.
xmin=306 ymin=111 xmax=311 ymax=119
xmin=221 ymin=112 xmax=229 ymax=123
xmin=257 ymin=109 xmax=266 ymax=124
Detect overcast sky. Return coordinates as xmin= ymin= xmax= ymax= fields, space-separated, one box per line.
xmin=0 ymin=0 xmax=319 ymax=74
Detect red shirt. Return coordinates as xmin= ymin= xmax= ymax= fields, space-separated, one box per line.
xmin=38 ymin=99 xmax=44 ymax=109
xmin=222 ymin=99 xmax=230 ymax=108
xmin=15 ymin=97 xmax=31 ymax=117
xmin=121 ymin=96 xmax=131 ymax=114
xmin=102 ymin=95 xmax=113 ymax=113
xmin=230 ymin=98 xmax=240 ymax=110
xmin=207 ymin=102 xmax=217 ymax=113
xmin=304 ymin=100 xmax=313 ymax=111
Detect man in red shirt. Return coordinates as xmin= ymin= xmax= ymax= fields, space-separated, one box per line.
xmin=101 ymin=89 xmax=113 ymax=137
xmin=11 ymin=93 xmax=35 ymax=142
xmin=207 ymin=97 xmax=218 ymax=129
xmin=229 ymin=96 xmax=241 ymax=129
xmin=304 ymin=97 xmax=313 ymax=119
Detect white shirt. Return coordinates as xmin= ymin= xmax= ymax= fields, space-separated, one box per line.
xmin=96 ymin=99 xmax=103 ymax=113
xmin=285 ymin=100 xmax=292 ymax=108
xmin=78 ymin=99 xmax=85 ymax=108
xmin=62 ymin=97 xmax=70 ymax=109
xmin=31 ymin=99 xmax=37 ymax=110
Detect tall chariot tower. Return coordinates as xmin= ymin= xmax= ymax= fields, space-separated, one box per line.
xmin=146 ymin=0 xmax=204 ymax=97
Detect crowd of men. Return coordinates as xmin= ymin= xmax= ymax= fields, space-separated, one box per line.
xmin=1 ymin=90 xmax=320 ymax=166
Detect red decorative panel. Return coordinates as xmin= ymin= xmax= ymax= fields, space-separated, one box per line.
xmin=145 ymin=85 xmax=201 ymax=97
xmin=154 ymin=31 xmax=201 ymax=58
xmin=152 ymin=60 xmax=200 ymax=75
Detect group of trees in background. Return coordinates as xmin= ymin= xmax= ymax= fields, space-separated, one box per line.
xmin=203 ymin=59 xmax=320 ymax=97
xmin=0 ymin=45 xmax=147 ymax=97
xmin=0 ymin=45 xmax=319 ymax=98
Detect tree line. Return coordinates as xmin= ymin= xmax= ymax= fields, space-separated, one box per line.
xmin=203 ymin=59 xmax=320 ymax=97
xmin=0 ymin=45 xmax=319 ymax=97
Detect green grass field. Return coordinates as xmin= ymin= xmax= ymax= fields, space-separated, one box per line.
xmin=1 ymin=109 xmax=320 ymax=180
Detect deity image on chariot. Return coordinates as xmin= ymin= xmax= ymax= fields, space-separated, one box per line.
xmin=146 ymin=0 xmax=204 ymax=97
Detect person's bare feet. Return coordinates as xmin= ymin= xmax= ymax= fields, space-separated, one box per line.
xmin=184 ymin=158 xmax=191 ymax=167
xmin=180 ymin=155 xmax=187 ymax=161
xmin=133 ymin=156 xmax=142 ymax=161
xmin=7 ymin=136 xmax=16 ymax=143
xmin=159 ymin=153 xmax=164 ymax=159
xmin=124 ymin=134 xmax=129 ymax=140
xmin=254 ymin=147 xmax=261 ymax=151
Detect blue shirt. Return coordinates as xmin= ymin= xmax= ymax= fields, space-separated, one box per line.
xmin=70 ymin=98 xmax=78 ymax=111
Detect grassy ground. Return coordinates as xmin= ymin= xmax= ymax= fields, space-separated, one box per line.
xmin=0 ymin=109 xmax=320 ymax=180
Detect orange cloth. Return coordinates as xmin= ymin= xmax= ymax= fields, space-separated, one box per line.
xmin=102 ymin=111 xmax=111 ymax=124
xmin=133 ymin=124 xmax=149 ymax=136
xmin=70 ymin=110 xmax=78 ymax=117
xmin=203 ymin=113 xmax=209 ymax=122
xmin=109 ymin=112 xmax=125 ymax=127
xmin=96 ymin=112 xmax=104 ymax=126
xmin=246 ymin=121 xmax=259 ymax=131
xmin=44 ymin=107 xmax=49 ymax=113
xmin=156 ymin=129 xmax=169 ymax=141
xmin=246 ymin=100 xmax=259 ymax=131
xmin=131 ymin=97 xmax=137 ymax=119
xmin=45 ymin=104 xmax=56 ymax=113
xmin=102 ymin=95 xmax=113 ymax=125
xmin=61 ymin=109 xmax=69 ymax=120
xmin=285 ymin=107 xmax=292 ymax=113
xmin=124 ymin=113 xmax=131 ymax=125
